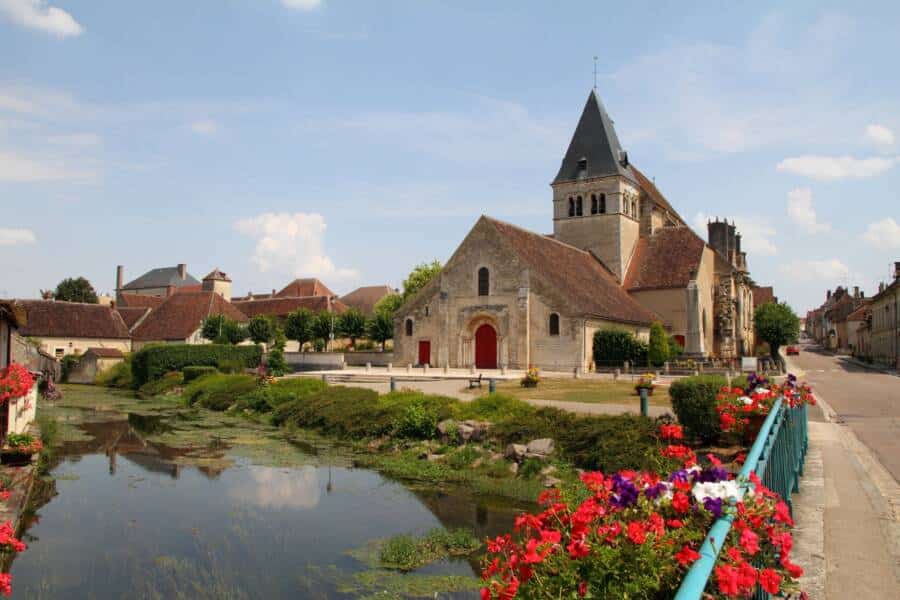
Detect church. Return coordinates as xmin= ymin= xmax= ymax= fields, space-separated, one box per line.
xmin=393 ymin=91 xmax=755 ymax=371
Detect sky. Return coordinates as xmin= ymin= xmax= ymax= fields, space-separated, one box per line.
xmin=1 ymin=0 xmax=898 ymax=314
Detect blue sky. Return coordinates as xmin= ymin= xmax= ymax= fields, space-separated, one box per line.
xmin=1 ymin=0 xmax=898 ymax=313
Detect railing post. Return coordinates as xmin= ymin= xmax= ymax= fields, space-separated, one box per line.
xmin=488 ymin=378 xmax=496 ymax=394
xmin=389 ymin=376 xmax=396 ymax=392
xmin=639 ymin=388 xmax=649 ymax=417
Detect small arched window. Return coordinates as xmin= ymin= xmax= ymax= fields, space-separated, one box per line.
xmin=405 ymin=319 xmax=413 ymax=336
xmin=632 ymin=200 xmax=637 ymax=217
xmin=590 ymin=194 xmax=598 ymax=215
xmin=568 ymin=197 xmax=575 ymax=217
xmin=599 ymin=193 xmax=606 ymax=213
xmin=478 ymin=267 xmax=490 ymax=296
xmin=576 ymin=196 xmax=583 ymax=216
xmin=549 ymin=313 xmax=560 ymax=336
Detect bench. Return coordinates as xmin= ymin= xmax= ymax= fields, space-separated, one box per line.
xmin=468 ymin=374 xmax=483 ymax=389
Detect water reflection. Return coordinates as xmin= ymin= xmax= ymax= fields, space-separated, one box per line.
xmin=10 ymin=409 xmax=523 ymax=598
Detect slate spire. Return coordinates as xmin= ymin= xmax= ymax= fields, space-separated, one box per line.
xmin=553 ymin=90 xmax=635 ymax=184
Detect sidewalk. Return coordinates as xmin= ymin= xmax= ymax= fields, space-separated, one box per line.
xmin=788 ymin=358 xmax=900 ymax=598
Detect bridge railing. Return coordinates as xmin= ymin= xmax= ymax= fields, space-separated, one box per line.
xmin=674 ymin=397 xmax=809 ymax=600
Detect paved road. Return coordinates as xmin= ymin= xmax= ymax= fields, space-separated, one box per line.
xmin=790 ymin=342 xmax=900 ymax=483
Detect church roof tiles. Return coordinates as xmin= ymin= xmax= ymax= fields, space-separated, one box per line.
xmin=624 ymin=227 xmax=706 ymax=292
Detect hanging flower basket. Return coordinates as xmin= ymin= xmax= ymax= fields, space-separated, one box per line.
xmin=0 ymin=363 xmax=34 ymax=405
xmin=1 ymin=433 xmax=42 ymax=466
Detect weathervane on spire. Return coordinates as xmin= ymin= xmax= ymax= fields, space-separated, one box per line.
xmin=593 ymin=56 xmax=598 ymax=90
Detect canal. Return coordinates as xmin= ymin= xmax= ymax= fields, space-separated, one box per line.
xmin=8 ymin=387 xmax=523 ymax=599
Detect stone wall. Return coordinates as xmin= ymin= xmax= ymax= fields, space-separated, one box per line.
xmin=343 ymin=351 xmax=394 ymax=367
xmin=284 ymin=352 xmax=345 ymax=371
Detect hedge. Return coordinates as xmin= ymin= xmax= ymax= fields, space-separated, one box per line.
xmin=183 ymin=366 xmax=218 ymax=383
xmin=131 ymin=343 xmax=262 ymax=386
xmin=592 ymin=329 xmax=648 ymax=367
xmin=669 ymin=374 xmax=728 ymax=443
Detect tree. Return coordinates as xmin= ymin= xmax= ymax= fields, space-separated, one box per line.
xmin=247 ymin=315 xmax=275 ymax=345
xmin=648 ymin=321 xmax=670 ymax=367
xmin=337 ymin=308 xmax=367 ymax=348
xmin=201 ymin=315 xmax=227 ymax=342
xmin=374 ymin=293 xmax=403 ymax=317
xmin=754 ymin=302 xmax=800 ymax=358
xmin=284 ymin=308 xmax=313 ymax=351
xmin=266 ymin=327 xmax=290 ymax=376
xmin=53 ymin=277 xmax=98 ymax=304
xmin=367 ymin=312 xmax=394 ymax=351
xmin=401 ymin=260 xmax=442 ymax=301
xmin=311 ymin=311 xmax=335 ymax=351
xmin=200 ymin=315 xmax=247 ymax=345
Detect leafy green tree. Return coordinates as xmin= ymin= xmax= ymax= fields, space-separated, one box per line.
xmin=311 ymin=311 xmax=335 ymax=351
xmin=200 ymin=315 xmax=227 ymax=342
xmin=754 ymin=302 xmax=800 ymax=358
xmin=668 ymin=336 xmax=685 ymax=358
xmin=367 ymin=312 xmax=394 ymax=351
xmin=401 ymin=260 xmax=442 ymax=301
xmin=266 ymin=327 xmax=290 ymax=376
xmin=221 ymin=319 xmax=249 ymax=345
xmin=337 ymin=308 xmax=367 ymax=348
xmin=374 ymin=293 xmax=403 ymax=316
xmin=53 ymin=277 xmax=99 ymax=303
xmin=284 ymin=308 xmax=313 ymax=351
xmin=247 ymin=315 xmax=275 ymax=345
xmin=648 ymin=322 xmax=670 ymax=367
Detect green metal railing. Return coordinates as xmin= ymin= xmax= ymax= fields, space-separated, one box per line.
xmin=674 ymin=398 xmax=809 ymax=600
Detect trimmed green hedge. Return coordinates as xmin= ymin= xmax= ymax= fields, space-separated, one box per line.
xmin=183 ymin=366 xmax=217 ymax=383
xmin=669 ymin=375 xmax=728 ymax=443
xmin=593 ymin=329 xmax=648 ymax=367
xmin=131 ymin=344 xmax=262 ymax=386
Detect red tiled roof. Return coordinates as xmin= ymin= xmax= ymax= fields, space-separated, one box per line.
xmin=846 ymin=304 xmax=871 ymax=321
xmin=340 ymin=285 xmax=395 ymax=315
xmin=174 ymin=285 xmax=203 ymax=294
xmin=132 ymin=292 xmax=248 ymax=341
xmin=85 ymin=347 xmax=125 ymax=359
xmin=752 ymin=286 xmax=776 ymax=309
xmin=631 ymin=166 xmax=686 ymax=226
xmin=485 ymin=217 xmax=657 ymax=325
xmin=624 ymin=227 xmax=706 ymax=291
xmin=233 ymin=296 xmax=348 ymax=319
xmin=17 ymin=300 xmax=131 ymax=339
xmin=115 ymin=307 xmax=151 ymax=331
xmin=117 ymin=293 xmax=165 ymax=310
xmin=275 ymin=278 xmax=336 ymax=299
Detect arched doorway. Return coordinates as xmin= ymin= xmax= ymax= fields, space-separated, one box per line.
xmin=475 ymin=324 xmax=497 ymax=369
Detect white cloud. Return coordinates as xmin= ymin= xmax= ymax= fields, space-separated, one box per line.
xmin=281 ymin=0 xmax=321 ymax=11
xmin=234 ymin=212 xmax=358 ymax=281
xmin=0 ymin=0 xmax=84 ymax=37
xmin=0 ymin=150 xmax=94 ymax=182
xmin=229 ymin=466 xmax=320 ymax=509
xmin=0 ymin=228 xmax=35 ymax=246
xmin=865 ymin=124 xmax=895 ymax=147
xmin=190 ymin=119 xmax=218 ymax=135
xmin=779 ymin=258 xmax=849 ymax=283
xmin=862 ymin=217 xmax=900 ymax=250
xmin=775 ymin=155 xmax=897 ymax=180
xmin=786 ymin=188 xmax=831 ymax=233
xmin=692 ymin=212 xmax=778 ymax=257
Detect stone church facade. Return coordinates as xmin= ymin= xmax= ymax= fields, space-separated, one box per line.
xmin=393 ymin=91 xmax=754 ymax=370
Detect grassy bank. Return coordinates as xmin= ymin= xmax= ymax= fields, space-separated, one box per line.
xmin=479 ymin=378 xmax=672 ymax=406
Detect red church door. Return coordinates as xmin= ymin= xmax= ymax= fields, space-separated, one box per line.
xmin=418 ymin=340 xmax=431 ymax=366
xmin=474 ymin=324 xmax=497 ymax=369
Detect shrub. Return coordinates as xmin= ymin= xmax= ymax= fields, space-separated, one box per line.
xmin=648 ymin=321 xmax=669 ymax=367
xmin=183 ymin=366 xmax=218 ymax=383
xmin=235 ymin=377 xmax=327 ymax=412
xmin=95 ymin=357 xmax=133 ymax=388
xmin=669 ymin=374 xmax=728 ymax=443
xmin=183 ymin=374 xmax=258 ymax=411
xmin=593 ymin=329 xmax=648 ymax=367
xmin=217 ymin=358 xmax=245 ymax=374
xmin=271 ymin=387 xmax=384 ymax=438
xmin=131 ymin=344 xmax=262 ymax=386
xmin=137 ymin=371 xmax=183 ymax=398
xmin=60 ymin=354 xmax=79 ymax=382
xmin=667 ymin=336 xmax=684 ymax=358
xmin=492 ymin=407 xmax=578 ymax=446
xmin=394 ymin=399 xmax=439 ymax=439
xmin=457 ymin=394 xmax=534 ymax=421
xmin=446 ymin=445 xmax=481 ymax=470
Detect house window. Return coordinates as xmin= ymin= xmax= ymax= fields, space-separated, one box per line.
xmin=478 ymin=267 xmax=490 ymax=296
xmin=590 ymin=194 xmax=598 ymax=215
xmin=576 ymin=196 xmax=583 ymax=216
xmin=549 ymin=313 xmax=560 ymax=336
xmin=424 ymin=305 xmax=430 ymax=317
xmin=599 ymin=193 xmax=606 ymax=213
xmin=405 ymin=319 xmax=413 ymax=336
xmin=568 ymin=197 xmax=575 ymax=217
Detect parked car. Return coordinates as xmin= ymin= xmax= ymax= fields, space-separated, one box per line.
xmin=786 ymin=345 xmax=800 ymax=355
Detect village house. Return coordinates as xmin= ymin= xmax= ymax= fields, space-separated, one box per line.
xmin=752 ymin=286 xmax=777 ymax=311
xmin=0 ymin=300 xmax=26 ymax=368
xmin=393 ymin=90 xmax=756 ymax=370
xmin=846 ymin=303 xmax=872 ymax=356
xmin=115 ymin=263 xmax=201 ymax=302
xmin=14 ymin=300 xmax=132 ymax=358
xmin=340 ymin=285 xmax=396 ymax=315
xmin=130 ymin=291 xmax=248 ymax=350
xmin=868 ymin=262 xmax=900 ymax=368
xmin=67 ymin=347 xmax=126 ymax=384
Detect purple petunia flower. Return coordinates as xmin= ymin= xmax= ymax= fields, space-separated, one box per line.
xmin=703 ymin=497 xmax=724 ymax=518
xmin=610 ymin=474 xmax=639 ymax=508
